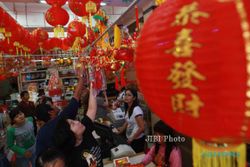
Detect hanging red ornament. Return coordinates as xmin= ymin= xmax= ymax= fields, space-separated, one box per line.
xmin=32 ymin=28 xmax=49 ymax=45
xmin=45 ymin=0 xmax=67 ymax=7
xmin=45 ymin=6 xmax=69 ymax=26
xmin=115 ymin=47 xmax=134 ymax=62
xmin=115 ymin=75 xmax=120 ymax=91
xmin=68 ymin=0 xmax=88 ymax=17
xmin=45 ymin=6 xmax=69 ymax=37
xmin=120 ymin=67 xmax=126 ymax=88
xmin=136 ymin=0 xmax=250 ymax=143
xmin=67 ymin=20 xmax=86 ymax=38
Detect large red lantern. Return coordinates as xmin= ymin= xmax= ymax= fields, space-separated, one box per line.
xmin=68 ymin=0 xmax=88 ymax=16
xmin=136 ymin=0 xmax=250 ymax=143
xmin=45 ymin=0 xmax=67 ymax=7
xmin=45 ymin=6 xmax=69 ymax=37
xmin=45 ymin=6 xmax=69 ymax=27
xmin=67 ymin=20 xmax=86 ymax=38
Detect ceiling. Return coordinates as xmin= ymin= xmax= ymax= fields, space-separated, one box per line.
xmin=0 ymin=0 xmax=153 ymax=32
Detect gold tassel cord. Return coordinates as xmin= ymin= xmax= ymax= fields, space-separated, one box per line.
xmin=192 ymin=139 xmax=246 ymax=167
xmin=53 ymin=25 xmax=64 ymax=38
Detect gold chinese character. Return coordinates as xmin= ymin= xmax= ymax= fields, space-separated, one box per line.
xmin=171 ymin=94 xmax=186 ymax=112
xmin=166 ymin=28 xmax=201 ymax=57
xmin=167 ymin=61 xmax=205 ymax=90
xmin=171 ymin=2 xmax=209 ymax=26
xmin=186 ymin=93 xmax=204 ymax=118
xmin=171 ymin=93 xmax=204 ymax=118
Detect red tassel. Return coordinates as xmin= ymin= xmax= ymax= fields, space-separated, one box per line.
xmin=95 ymin=70 xmax=102 ymax=90
xmin=120 ymin=68 xmax=126 ymax=88
xmin=115 ymin=75 xmax=120 ymax=91
xmin=135 ymin=5 xmax=139 ymax=30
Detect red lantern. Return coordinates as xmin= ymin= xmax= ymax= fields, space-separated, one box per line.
xmin=45 ymin=6 xmax=69 ymax=27
xmin=136 ymin=0 xmax=250 ymax=143
xmin=67 ymin=20 xmax=86 ymax=38
xmin=115 ymin=47 xmax=134 ymax=62
xmin=68 ymin=0 xmax=88 ymax=16
xmin=32 ymin=28 xmax=49 ymax=45
xmin=45 ymin=0 xmax=67 ymax=7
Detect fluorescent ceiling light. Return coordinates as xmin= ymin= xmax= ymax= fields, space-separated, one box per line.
xmin=40 ymin=0 xmax=46 ymax=4
xmin=40 ymin=0 xmax=68 ymax=4
xmin=101 ymin=2 xmax=107 ymax=6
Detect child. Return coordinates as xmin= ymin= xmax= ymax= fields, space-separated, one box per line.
xmin=36 ymin=148 xmax=66 ymax=167
xmin=142 ymin=120 xmax=182 ymax=167
xmin=7 ymin=107 xmax=36 ymax=167
xmin=110 ymin=100 xmax=125 ymax=120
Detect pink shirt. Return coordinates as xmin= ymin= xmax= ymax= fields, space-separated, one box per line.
xmin=142 ymin=144 xmax=182 ymax=167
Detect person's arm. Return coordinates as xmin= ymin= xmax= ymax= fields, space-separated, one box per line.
xmin=73 ymin=77 xmax=84 ymax=101
xmin=86 ymin=84 xmax=97 ymax=122
xmin=7 ymin=127 xmax=26 ymax=156
xmin=141 ymin=145 xmax=156 ymax=165
xmin=59 ymin=75 xmax=85 ymax=119
xmin=169 ymin=147 xmax=182 ymax=167
xmin=128 ymin=115 xmax=145 ymax=143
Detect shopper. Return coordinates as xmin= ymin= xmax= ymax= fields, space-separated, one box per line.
xmin=53 ymin=84 xmax=103 ymax=167
xmin=36 ymin=148 xmax=66 ymax=167
xmin=35 ymin=73 xmax=85 ymax=157
xmin=7 ymin=107 xmax=36 ymax=167
xmin=18 ymin=91 xmax=35 ymax=117
xmin=141 ymin=120 xmax=182 ymax=167
xmin=116 ymin=87 xmax=145 ymax=153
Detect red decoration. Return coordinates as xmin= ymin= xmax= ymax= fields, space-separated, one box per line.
xmin=32 ymin=28 xmax=49 ymax=45
xmin=67 ymin=20 xmax=86 ymax=38
xmin=45 ymin=0 xmax=67 ymax=7
xmin=135 ymin=0 xmax=250 ymax=143
xmin=68 ymin=0 xmax=88 ymax=16
xmin=120 ymin=67 xmax=126 ymax=88
xmin=45 ymin=6 xmax=69 ymax=27
xmin=115 ymin=47 xmax=134 ymax=62
xmin=115 ymin=75 xmax=120 ymax=91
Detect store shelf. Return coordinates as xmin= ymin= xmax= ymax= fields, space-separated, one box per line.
xmin=60 ymin=76 xmax=78 ymax=79
xmin=21 ymin=79 xmax=47 ymax=83
xmin=21 ymin=70 xmax=47 ymax=74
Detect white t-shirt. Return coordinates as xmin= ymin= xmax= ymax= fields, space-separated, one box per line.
xmin=125 ymin=106 xmax=144 ymax=139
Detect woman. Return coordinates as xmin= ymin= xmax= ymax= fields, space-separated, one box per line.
xmin=117 ymin=87 xmax=145 ymax=153
xmin=142 ymin=120 xmax=182 ymax=167
xmin=53 ymin=84 xmax=103 ymax=167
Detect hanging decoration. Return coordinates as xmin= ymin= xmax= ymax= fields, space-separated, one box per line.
xmin=155 ymin=0 xmax=166 ymax=6
xmin=45 ymin=0 xmax=67 ymax=6
xmin=68 ymin=0 xmax=88 ymax=17
xmin=114 ymin=25 xmax=121 ymax=49
xmin=192 ymin=139 xmax=246 ymax=167
xmin=45 ymin=2 xmax=69 ymax=38
xmin=135 ymin=0 xmax=250 ymax=143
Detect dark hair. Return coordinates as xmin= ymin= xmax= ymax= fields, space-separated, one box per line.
xmin=36 ymin=148 xmax=66 ymax=167
xmin=38 ymin=89 xmax=45 ymax=97
xmin=124 ymin=88 xmax=139 ymax=118
xmin=20 ymin=91 xmax=29 ymax=98
xmin=154 ymin=120 xmax=176 ymax=166
xmin=9 ymin=107 xmax=22 ymax=124
xmin=53 ymin=117 xmax=76 ymax=153
xmin=35 ymin=104 xmax=53 ymax=123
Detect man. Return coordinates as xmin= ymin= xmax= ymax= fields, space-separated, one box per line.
xmin=35 ymin=74 xmax=85 ymax=157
